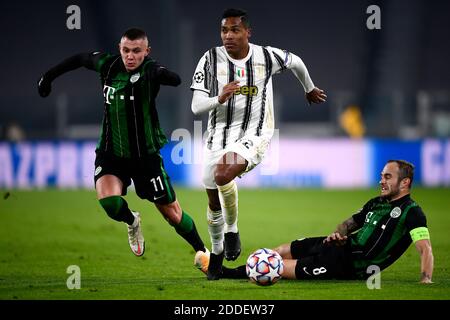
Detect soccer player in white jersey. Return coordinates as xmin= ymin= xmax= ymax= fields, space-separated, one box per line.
xmin=191 ymin=8 xmax=327 ymax=280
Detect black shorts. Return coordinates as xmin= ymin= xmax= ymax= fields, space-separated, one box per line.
xmin=290 ymin=237 xmax=356 ymax=280
xmin=94 ymin=151 xmax=176 ymax=205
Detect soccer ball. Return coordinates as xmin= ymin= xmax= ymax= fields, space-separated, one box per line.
xmin=246 ymin=248 xmax=284 ymax=286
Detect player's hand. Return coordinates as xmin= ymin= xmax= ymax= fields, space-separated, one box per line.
xmin=306 ymin=87 xmax=327 ymax=105
xmin=218 ymin=81 xmax=240 ymax=104
xmin=323 ymin=232 xmax=347 ymax=246
xmin=38 ymin=75 xmax=52 ymax=97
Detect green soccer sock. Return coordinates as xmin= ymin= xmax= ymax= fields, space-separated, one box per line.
xmin=174 ymin=211 xmax=206 ymax=252
xmin=99 ymin=196 xmax=135 ymax=225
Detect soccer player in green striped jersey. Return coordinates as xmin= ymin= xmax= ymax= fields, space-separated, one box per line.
xmin=38 ymin=28 xmax=208 ymax=261
xmin=197 ymin=159 xmax=434 ymax=283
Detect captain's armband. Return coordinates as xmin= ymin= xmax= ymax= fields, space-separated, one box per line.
xmin=409 ymin=227 xmax=430 ymax=243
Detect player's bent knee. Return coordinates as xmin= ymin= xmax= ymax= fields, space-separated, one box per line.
xmin=282 ymin=260 xmax=299 ymax=279
xmin=273 ymin=243 xmax=292 ymax=259
xmin=214 ymin=169 xmax=233 ymax=186
xmin=99 ymin=196 xmax=123 ymax=220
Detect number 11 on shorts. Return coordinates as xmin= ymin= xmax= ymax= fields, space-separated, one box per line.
xmin=151 ymin=176 xmax=164 ymax=192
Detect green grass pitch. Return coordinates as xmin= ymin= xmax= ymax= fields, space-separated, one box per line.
xmin=0 ymin=187 xmax=449 ymax=300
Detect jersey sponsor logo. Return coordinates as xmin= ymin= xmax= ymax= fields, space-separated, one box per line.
xmin=103 ymin=85 xmax=116 ymax=105
xmin=94 ymin=166 xmax=102 ymax=176
xmin=194 ymin=71 xmax=204 ymax=83
xmin=234 ymin=85 xmax=258 ymax=96
xmin=390 ymin=207 xmax=402 ymax=218
xmin=130 ymin=73 xmax=140 ymax=83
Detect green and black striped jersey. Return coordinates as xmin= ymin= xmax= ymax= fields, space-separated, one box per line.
xmin=349 ymin=194 xmax=427 ymax=278
xmin=88 ymin=52 xmax=180 ymax=158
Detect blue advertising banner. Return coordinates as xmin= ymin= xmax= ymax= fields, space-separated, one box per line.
xmin=1 ymin=139 xmax=449 ymax=189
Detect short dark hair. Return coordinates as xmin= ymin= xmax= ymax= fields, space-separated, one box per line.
xmin=387 ymin=159 xmax=415 ymax=188
xmin=122 ymin=28 xmax=147 ymax=41
xmin=222 ymin=8 xmax=250 ymax=28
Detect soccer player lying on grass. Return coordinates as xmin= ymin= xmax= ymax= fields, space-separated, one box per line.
xmin=196 ymin=160 xmax=434 ymax=283
xmin=38 ymin=28 xmax=208 ymax=259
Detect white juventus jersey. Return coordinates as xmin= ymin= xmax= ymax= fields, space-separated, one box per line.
xmin=191 ymin=43 xmax=313 ymax=151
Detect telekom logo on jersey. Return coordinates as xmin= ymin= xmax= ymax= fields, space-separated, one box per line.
xmin=103 ymin=85 xmax=135 ymax=104
xmin=103 ymin=86 xmax=116 ymax=105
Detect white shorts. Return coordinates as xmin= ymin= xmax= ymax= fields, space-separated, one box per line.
xmin=202 ymin=134 xmax=270 ymax=189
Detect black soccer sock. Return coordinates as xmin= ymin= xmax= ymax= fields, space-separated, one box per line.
xmin=173 ymin=211 xmax=206 ymax=252
xmin=99 ymin=196 xmax=135 ymax=225
xmin=222 ymin=265 xmax=247 ymax=279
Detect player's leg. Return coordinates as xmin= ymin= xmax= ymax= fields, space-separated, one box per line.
xmin=279 ymin=260 xmax=298 ymax=279
xmin=216 ymin=258 xmax=297 ymax=279
xmin=96 ymin=175 xmax=134 ymax=225
xmin=94 ymin=154 xmax=144 ymax=256
xmin=205 ymin=188 xmax=225 ymax=280
xmin=291 ymin=237 xmax=352 ymax=280
xmin=218 ymin=242 xmax=298 ymax=279
xmin=132 ymin=153 xmax=207 ymax=256
xmin=154 ymin=200 xmax=207 ymax=254
xmin=272 ymin=243 xmax=294 ymax=259
xmin=199 ymin=151 xmax=226 ymax=280
xmin=214 ymin=151 xmax=246 ymax=261
xmin=221 ymin=237 xmax=339 ymax=281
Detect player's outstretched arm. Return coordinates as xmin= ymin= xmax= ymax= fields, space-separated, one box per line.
xmin=306 ymin=87 xmax=327 ymax=105
xmin=415 ymin=239 xmax=434 ymax=284
xmin=287 ymin=53 xmax=327 ymax=105
xmin=323 ymin=216 xmax=359 ymax=246
xmin=156 ymin=65 xmax=181 ymax=87
xmin=38 ymin=52 xmax=99 ymax=97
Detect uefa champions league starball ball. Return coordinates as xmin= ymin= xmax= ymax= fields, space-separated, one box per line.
xmin=246 ymin=248 xmax=284 ymax=286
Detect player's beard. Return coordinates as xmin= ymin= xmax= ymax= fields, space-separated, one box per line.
xmin=381 ymin=182 xmax=401 ymax=202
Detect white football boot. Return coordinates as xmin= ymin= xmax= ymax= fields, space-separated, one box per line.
xmin=127 ymin=211 xmax=145 ymax=256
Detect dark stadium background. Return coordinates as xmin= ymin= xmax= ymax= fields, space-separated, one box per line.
xmin=1 ymin=0 xmax=449 ymax=140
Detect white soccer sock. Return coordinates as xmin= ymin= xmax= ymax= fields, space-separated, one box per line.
xmin=207 ymin=207 xmax=224 ymax=255
xmin=217 ymin=180 xmax=239 ymax=234
xmin=130 ymin=211 xmax=139 ymax=228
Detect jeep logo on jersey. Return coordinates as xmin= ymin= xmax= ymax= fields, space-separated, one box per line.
xmin=234 ymin=86 xmax=258 ymax=96
xmin=390 ymin=207 xmax=402 ymax=218
xmin=103 ymin=85 xmax=116 ymax=105
xmin=130 ymin=73 xmax=140 ymax=83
